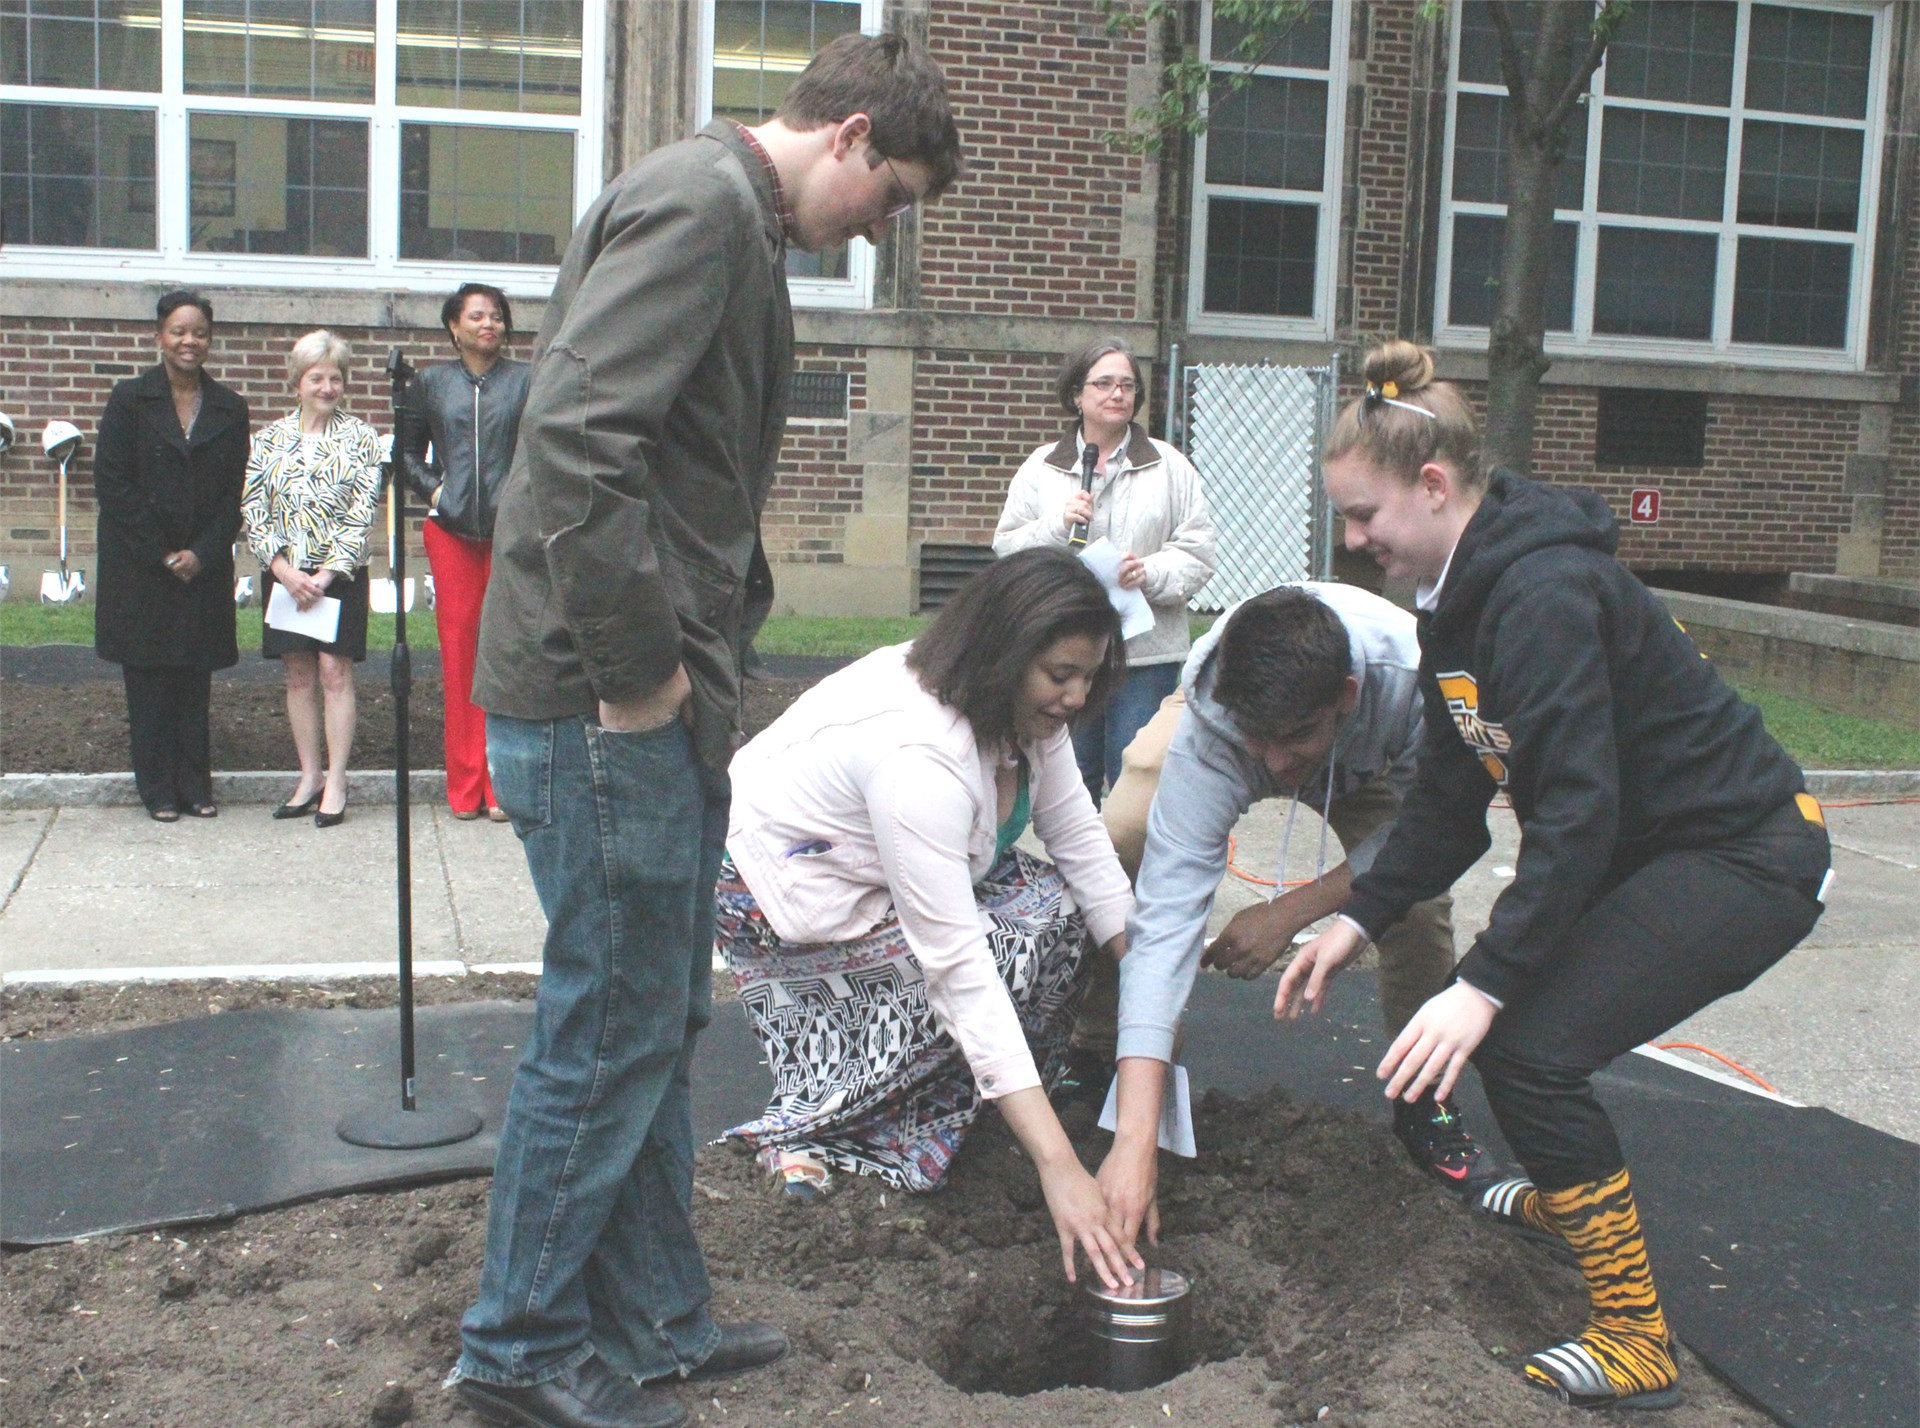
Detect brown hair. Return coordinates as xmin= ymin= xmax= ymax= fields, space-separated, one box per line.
xmin=1323 ymin=340 xmax=1483 ymax=490
xmin=1055 ymin=338 xmax=1146 ymax=419
xmin=1209 ymin=588 xmax=1352 ymax=741
xmin=777 ymin=32 xmax=963 ymax=198
xmin=906 ymin=548 xmax=1125 ymax=749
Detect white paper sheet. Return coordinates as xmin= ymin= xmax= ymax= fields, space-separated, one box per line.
xmin=265 ymin=583 xmax=342 ymax=643
xmin=1076 ymin=537 xmax=1157 ymax=641
xmin=1096 ymin=1061 xmax=1197 ymax=1158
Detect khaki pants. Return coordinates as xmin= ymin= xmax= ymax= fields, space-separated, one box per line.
xmin=1073 ymin=690 xmax=1456 ymax=1057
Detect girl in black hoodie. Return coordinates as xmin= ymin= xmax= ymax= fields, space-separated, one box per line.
xmin=1277 ymin=341 xmax=1830 ymax=1410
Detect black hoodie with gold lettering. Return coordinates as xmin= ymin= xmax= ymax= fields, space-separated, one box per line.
xmin=1341 ymin=469 xmax=1805 ymax=1006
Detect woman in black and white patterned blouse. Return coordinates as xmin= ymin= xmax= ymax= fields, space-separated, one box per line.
xmin=241 ymin=329 xmax=383 ymax=828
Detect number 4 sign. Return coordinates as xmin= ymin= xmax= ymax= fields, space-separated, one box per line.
xmin=1630 ymin=488 xmax=1661 ymax=524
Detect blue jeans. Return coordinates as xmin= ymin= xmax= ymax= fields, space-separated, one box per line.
xmin=1072 ymin=660 xmax=1182 ymax=807
xmin=456 ymin=713 xmax=727 ymax=1388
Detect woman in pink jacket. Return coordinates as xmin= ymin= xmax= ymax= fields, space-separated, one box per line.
xmin=721 ymin=549 xmax=1140 ymax=1289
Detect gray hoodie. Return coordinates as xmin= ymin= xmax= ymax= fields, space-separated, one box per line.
xmin=1115 ymin=581 xmax=1425 ymax=1063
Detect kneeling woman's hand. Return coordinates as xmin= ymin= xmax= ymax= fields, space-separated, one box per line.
xmin=996 ymin=1086 xmax=1141 ymax=1289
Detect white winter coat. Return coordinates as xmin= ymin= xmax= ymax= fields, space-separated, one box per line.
xmin=992 ymin=423 xmax=1216 ymax=667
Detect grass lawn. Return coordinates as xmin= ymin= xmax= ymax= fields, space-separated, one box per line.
xmin=6 ymin=604 xmax=1916 ymax=769
xmin=1732 ymin=684 xmax=1920 ymax=771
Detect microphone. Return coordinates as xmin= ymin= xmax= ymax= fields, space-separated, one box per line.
xmin=1068 ymin=442 xmax=1096 ymax=549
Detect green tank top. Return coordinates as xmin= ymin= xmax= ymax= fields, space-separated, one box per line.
xmin=993 ymin=759 xmax=1031 ymax=862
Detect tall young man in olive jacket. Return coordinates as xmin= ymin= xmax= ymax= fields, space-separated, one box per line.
xmin=455 ymin=35 xmax=962 ymax=1428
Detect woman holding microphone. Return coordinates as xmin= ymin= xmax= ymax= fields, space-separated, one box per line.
xmin=992 ymin=339 xmax=1215 ymax=807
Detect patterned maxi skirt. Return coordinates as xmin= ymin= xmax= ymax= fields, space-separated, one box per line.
xmin=715 ymin=848 xmax=1089 ymax=1192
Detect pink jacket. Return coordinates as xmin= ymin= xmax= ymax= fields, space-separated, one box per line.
xmin=727 ymin=645 xmax=1133 ymax=1099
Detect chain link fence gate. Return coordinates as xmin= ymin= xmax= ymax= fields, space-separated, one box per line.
xmin=1169 ymin=348 xmax=1338 ymax=611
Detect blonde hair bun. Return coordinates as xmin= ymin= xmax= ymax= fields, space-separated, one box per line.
xmin=1363 ymin=339 xmax=1435 ymax=395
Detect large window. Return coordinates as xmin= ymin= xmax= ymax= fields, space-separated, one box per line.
xmin=1186 ymin=0 xmax=1348 ymax=336
xmin=1436 ymin=0 xmax=1888 ymax=367
xmin=697 ymin=0 xmax=879 ymax=309
xmin=0 ymin=0 xmax=603 ymax=286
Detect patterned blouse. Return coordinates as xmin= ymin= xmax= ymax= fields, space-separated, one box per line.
xmin=241 ymin=410 xmax=383 ymax=575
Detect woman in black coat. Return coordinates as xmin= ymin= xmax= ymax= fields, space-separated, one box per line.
xmin=94 ymin=290 xmax=252 ymax=821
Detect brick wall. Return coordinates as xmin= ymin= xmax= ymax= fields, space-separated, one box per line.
xmin=761 ymin=345 xmax=866 ymax=565
xmin=1883 ymin=123 xmax=1920 ymax=580
xmin=1528 ymin=388 xmax=1857 ymax=574
xmin=884 ymin=3 xmax=1156 ymax=556
xmin=1348 ymin=0 xmax=1419 ymax=339
xmin=909 ymin=350 xmax=1064 ymax=546
xmin=919 ymin=2 xmax=1150 ymax=319
xmin=0 ymin=317 xmax=467 ymax=570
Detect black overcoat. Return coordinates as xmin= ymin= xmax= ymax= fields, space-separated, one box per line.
xmin=93 ymin=365 xmax=251 ymax=671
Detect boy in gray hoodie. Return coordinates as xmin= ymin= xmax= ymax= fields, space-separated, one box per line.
xmin=1084 ymin=585 xmax=1497 ymax=1236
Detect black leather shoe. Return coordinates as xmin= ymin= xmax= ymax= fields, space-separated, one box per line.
xmin=456 ymin=1355 xmax=687 ymax=1428
xmin=677 ymin=1321 xmax=789 ymax=1383
xmin=272 ymin=793 xmax=319 ymax=819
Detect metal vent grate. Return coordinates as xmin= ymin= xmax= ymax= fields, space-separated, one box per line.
xmin=1595 ymin=389 xmax=1708 ymax=467
xmin=790 ymin=370 xmax=851 ymax=420
xmin=916 ymin=543 xmax=995 ymax=612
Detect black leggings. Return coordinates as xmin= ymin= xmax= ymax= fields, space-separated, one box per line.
xmin=1471 ymin=799 xmax=1830 ymax=1190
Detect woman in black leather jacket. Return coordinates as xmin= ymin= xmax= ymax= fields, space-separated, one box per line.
xmin=400 ymin=282 xmax=531 ymax=820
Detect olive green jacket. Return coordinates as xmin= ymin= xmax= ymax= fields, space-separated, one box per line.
xmin=473 ymin=120 xmax=793 ymax=770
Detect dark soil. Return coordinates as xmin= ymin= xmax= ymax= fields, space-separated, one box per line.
xmin=2 ymin=657 xmax=1778 ymax=1426
xmin=0 ymin=648 xmax=812 ymax=774
xmin=0 ymin=979 xmax=1777 ymax=1428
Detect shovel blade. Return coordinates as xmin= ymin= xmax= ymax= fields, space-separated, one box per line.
xmin=39 ymin=569 xmax=85 ymax=603
xmin=368 ymin=577 xmax=415 ymax=614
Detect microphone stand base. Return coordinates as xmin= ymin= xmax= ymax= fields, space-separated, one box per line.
xmin=336 ymin=1104 xmax=483 ymax=1150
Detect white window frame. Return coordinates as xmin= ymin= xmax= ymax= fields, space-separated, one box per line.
xmin=1434 ymin=0 xmax=1890 ymax=371
xmin=1185 ymin=0 xmax=1350 ymax=338
xmin=0 ymin=0 xmax=606 ymax=292
xmin=694 ymin=0 xmax=881 ymax=311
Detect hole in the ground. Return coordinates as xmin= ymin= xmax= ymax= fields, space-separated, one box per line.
xmin=918 ymin=1266 xmax=1228 ymax=1397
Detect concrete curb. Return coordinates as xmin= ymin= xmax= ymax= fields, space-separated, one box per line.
xmin=6 ymin=767 xmax=1913 ymax=809
xmin=0 ymin=769 xmax=448 ymax=809
xmin=1803 ymin=770 xmax=1920 ymax=798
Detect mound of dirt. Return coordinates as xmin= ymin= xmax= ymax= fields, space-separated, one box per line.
xmin=2 ymin=978 xmax=1775 ymax=1428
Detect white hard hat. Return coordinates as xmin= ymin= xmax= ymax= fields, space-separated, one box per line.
xmin=41 ymin=420 xmax=83 ymax=460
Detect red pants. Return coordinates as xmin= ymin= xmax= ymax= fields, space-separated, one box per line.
xmin=423 ymin=519 xmax=494 ymax=813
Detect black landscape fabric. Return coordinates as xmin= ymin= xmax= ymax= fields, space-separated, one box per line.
xmin=5 ymin=982 xmax=1914 ymax=1428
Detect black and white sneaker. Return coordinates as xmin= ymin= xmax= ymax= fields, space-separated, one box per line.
xmin=1392 ymin=1093 xmax=1503 ymax=1197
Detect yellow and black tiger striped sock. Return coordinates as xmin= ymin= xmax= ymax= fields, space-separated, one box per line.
xmin=1522 ymin=1168 xmax=1680 ymax=1409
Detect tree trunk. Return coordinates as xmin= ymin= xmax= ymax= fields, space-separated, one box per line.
xmin=1483 ymin=2 xmax=1599 ymax=476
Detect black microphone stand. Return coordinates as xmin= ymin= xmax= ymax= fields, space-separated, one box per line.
xmin=337 ymin=348 xmax=481 ymax=1151
xmin=1068 ymin=441 xmax=1096 ymax=549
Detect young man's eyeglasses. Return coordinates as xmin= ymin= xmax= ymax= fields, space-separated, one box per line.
xmin=881 ymin=154 xmax=917 ymax=221
xmin=1084 ymin=377 xmax=1138 ymax=395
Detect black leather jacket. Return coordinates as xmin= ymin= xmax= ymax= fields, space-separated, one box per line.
xmin=399 ymin=357 xmax=531 ymax=542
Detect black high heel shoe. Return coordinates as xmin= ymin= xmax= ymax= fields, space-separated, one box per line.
xmin=314 ymin=795 xmax=347 ymax=829
xmin=273 ymin=792 xmax=320 ymax=820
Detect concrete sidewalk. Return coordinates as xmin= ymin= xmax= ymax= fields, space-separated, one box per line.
xmin=3 ymin=782 xmax=1916 ymax=1144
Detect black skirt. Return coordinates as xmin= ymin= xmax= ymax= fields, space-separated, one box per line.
xmin=261 ymin=565 xmax=371 ymax=662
